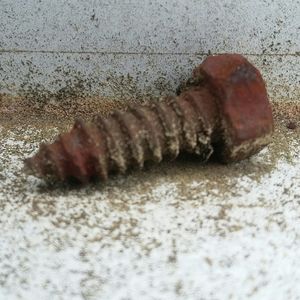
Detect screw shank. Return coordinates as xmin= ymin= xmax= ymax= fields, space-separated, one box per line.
xmin=25 ymin=87 xmax=219 ymax=182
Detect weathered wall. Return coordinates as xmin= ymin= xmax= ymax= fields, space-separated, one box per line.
xmin=0 ymin=0 xmax=299 ymax=101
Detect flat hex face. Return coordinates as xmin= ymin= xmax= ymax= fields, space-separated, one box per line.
xmin=199 ymin=54 xmax=274 ymax=162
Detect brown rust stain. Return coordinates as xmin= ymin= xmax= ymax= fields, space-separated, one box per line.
xmin=0 ymin=93 xmax=132 ymax=125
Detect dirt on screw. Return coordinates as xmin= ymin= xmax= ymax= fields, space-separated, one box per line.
xmin=0 ymin=90 xmax=299 ymax=197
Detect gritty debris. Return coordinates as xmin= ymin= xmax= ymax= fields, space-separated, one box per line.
xmin=0 ymin=98 xmax=299 ymax=299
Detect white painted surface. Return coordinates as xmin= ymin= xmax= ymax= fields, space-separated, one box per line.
xmin=0 ymin=0 xmax=299 ymax=99
xmin=1 ymin=0 xmax=299 ymax=53
xmin=0 ymin=124 xmax=300 ymax=300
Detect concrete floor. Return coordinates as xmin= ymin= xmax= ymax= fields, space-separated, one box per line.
xmin=0 ymin=100 xmax=299 ymax=300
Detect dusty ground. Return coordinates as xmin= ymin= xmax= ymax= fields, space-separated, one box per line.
xmin=0 ymin=97 xmax=299 ymax=300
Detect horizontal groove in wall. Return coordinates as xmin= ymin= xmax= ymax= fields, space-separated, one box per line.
xmin=0 ymin=49 xmax=299 ymax=57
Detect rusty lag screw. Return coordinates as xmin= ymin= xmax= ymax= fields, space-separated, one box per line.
xmin=25 ymin=54 xmax=274 ymax=183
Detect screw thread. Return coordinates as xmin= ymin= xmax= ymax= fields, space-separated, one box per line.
xmin=25 ymin=86 xmax=219 ymax=182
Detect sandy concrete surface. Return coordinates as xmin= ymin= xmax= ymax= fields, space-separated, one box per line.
xmin=0 ymin=101 xmax=299 ymax=300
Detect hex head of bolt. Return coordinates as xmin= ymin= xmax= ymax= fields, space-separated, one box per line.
xmin=196 ymin=54 xmax=274 ymax=162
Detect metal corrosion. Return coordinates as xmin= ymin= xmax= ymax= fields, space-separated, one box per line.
xmin=25 ymin=54 xmax=274 ymax=183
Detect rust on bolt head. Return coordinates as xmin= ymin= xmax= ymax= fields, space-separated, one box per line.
xmin=196 ymin=54 xmax=274 ymax=162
